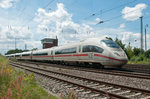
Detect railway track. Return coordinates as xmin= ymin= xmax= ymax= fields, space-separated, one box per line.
xmin=123 ymin=64 xmax=150 ymax=74
xmin=10 ymin=61 xmax=150 ymax=99
xmin=17 ymin=60 xmax=150 ymax=80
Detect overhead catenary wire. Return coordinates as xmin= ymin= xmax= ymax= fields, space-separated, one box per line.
xmin=17 ymin=0 xmax=56 ymax=32
xmin=96 ymin=6 xmax=146 ymax=25
xmin=104 ymin=14 xmax=150 ymax=30
xmin=84 ymin=0 xmax=138 ymax=20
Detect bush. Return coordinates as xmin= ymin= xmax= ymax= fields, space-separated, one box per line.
xmin=125 ymin=45 xmax=134 ymax=60
xmin=129 ymin=53 xmax=150 ymax=64
xmin=130 ymin=56 xmax=137 ymax=62
xmin=133 ymin=47 xmax=141 ymax=56
xmin=144 ymin=49 xmax=150 ymax=58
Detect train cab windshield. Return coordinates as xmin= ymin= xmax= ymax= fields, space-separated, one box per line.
xmin=101 ymin=40 xmax=120 ymax=48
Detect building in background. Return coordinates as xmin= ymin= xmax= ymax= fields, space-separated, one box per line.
xmin=41 ymin=37 xmax=58 ymax=49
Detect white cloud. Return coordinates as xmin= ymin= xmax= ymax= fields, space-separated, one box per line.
xmin=0 ymin=24 xmax=34 ymax=54
xmin=0 ymin=0 xmax=18 ymax=8
xmin=83 ymin=18 xmax=102 ymax=25
xmin=4 ymin=26 xmax=31 ymax=39
xmin=122 ymin=3 xmax=147 ymax=21
xmin=119 ymin=23 xmax=125 ymax=28
xmin=96 ymin=18 xmax=100 ymax=22
xmin=121 ymin=32 xmax=140 ymax=45
xmin=34 ymin=3 xmax=94 ymax=45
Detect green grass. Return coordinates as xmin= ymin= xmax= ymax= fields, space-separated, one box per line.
xmin=128 ymin=55 xmax=150 ymax=65
xmin=128 ymin=61 xmax=150 ymax=65
xmin=0 ymin=55 xmax=58 ymax=99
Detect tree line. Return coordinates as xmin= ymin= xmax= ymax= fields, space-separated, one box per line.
xmin=112 ymin=37 xmax=150 ymax=64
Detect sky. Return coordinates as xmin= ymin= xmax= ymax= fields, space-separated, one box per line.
xmin=0 ymin=0 xmax=150 ymax=55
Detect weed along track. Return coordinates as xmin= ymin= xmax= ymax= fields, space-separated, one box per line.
xmin=10 ymin=61 xmax=150 ymax=99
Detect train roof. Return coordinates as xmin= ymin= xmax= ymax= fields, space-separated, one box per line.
xmin=21 ymin=51 xmax=32 ymax=55
xmin=32 ymin=48 xmax=50 ymax=53
xmin=6 ymin=37 xmax=109 ymax=56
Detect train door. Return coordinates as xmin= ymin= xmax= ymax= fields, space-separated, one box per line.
xmin=89 ymin=45 xmax=94 ymax=60
xmin=31 ymin=51 xmax=33 ymax=60
xmin=51 ymin=50 xmax=54 ymax=60
xmin=101 ymin=49 xmax=110 ymax=65
xmin=107 ymin=51 xmax=112 ymax=65
xmin=82 ymin=45 xmax=93 ymax=61
xmin=89 ymin=52 xmax=93 ymax=59
xmin=77 ymin=45 xmax=81 ymax=60
xmin=78 ymin=45 xmax=81 ymax=54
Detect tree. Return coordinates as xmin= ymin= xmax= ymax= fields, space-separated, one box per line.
xmin=115 ymin=38 xmax=126 ymax=51
xmin=5 ymin=49 xmax=24 ymax=55
xmin=32 ymin=48 xmax=38 ymax=51
xmin=105 ymin=37 xmax=113 ymax=40
xmin=144 ymin=49 xmax=150 ymax=58
xmin=133 ymin=47 xmax=141 ymax=56
xmin=125 ymin=44 xmax=134 ymax=59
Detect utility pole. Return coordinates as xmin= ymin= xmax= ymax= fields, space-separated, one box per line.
xmin=145 ymin=24 xmax=148 ymax=51
xmin=140 ymin=16 xmax=143 ymax=50
xmin=15 ymin=38 xmax=16 ymax=50
xmin=25 ymin=44 xmax=27 ymax=50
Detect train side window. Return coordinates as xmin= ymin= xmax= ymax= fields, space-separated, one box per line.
xmin=55 ymin=50 xmax=62 ymax=55
xmin=33 ymin=53 xmax=48 ymax=56
xmin=94 ymin=46 xmax=104 ymax=53
xmin=83 ymin=45 xmax=104 ymax=53
xmin=55 ymin=47 xmax=76 ymax=55
xmin=15 ymin=55 xmax=20 ymax=57
xmin=22 ymin=54 xmax=30 ymax=56
xmin=83 ymin=45 xmax=90 ymax=52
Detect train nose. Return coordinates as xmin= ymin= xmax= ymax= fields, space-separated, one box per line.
xmin=109 ymin=58 xmax=128 ymax=66
xmin=113 ymin=52 xmax=127 ymax=58
xmin=119 ymin=59 xmax=128 ymax=65
xmin=112 ymin=51 xmax=128 ymax=66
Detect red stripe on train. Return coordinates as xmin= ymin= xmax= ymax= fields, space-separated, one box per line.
xmin=32 ymin=56 xmax=52 ymax=57
xmin=73 ymin=54 xmax=88 ymax=56
xmin=94 ymin=54 xmax=122 ymax=61
xmin=30 ymin=54 xmax=88 ymax=57
xmin=54 ymin=55 xmax=72 ymax=57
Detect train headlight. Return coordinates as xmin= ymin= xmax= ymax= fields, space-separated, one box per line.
xmin=114 ymin=52 xmax=120 ymax=56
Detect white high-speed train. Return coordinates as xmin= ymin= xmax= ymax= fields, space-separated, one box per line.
xmin=6 ymin=38 xmax=128 ymax=68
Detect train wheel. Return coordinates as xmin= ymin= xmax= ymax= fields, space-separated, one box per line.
xmin=84 ymin=62 xmax=89 ymax=67
xmin=93 ymin=63 xmax=104 ymax=69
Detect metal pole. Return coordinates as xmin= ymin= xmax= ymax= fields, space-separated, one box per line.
xmin=145 ymin=24 xmax=148 ymax=51
xmin=140 ymin=16 xmax=143 ymax=50
xmin=25 ymin=44 xmax=27 ymax=50
xmin=15 ymin=38 xmax=16 ymax=50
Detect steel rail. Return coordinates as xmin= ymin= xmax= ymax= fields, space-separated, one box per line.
xmin=17 ymin=60 xmax=150 ymax=80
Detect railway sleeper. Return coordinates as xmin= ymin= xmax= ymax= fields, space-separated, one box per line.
xmin=117 ymin=90 xmax=131 ymax=95
xmin=126 ymin=92 xmax=141 ymax=98
xmin=91 ymin=94 xmax=100 ymax=97
xmin=107 ymin=88 xmax=121 ymax=92
xmin=87 ymin=83 xmax=100 ymax=87
xmin=99 ymin=86 xmax=113 ymax=90
xmin=82 ymin=91 xmax=91 ymax=94
xmin=75 ymin=89 xmax=85 ymax=92
xmin=141 ymin=96 xmax=150 ymax=99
